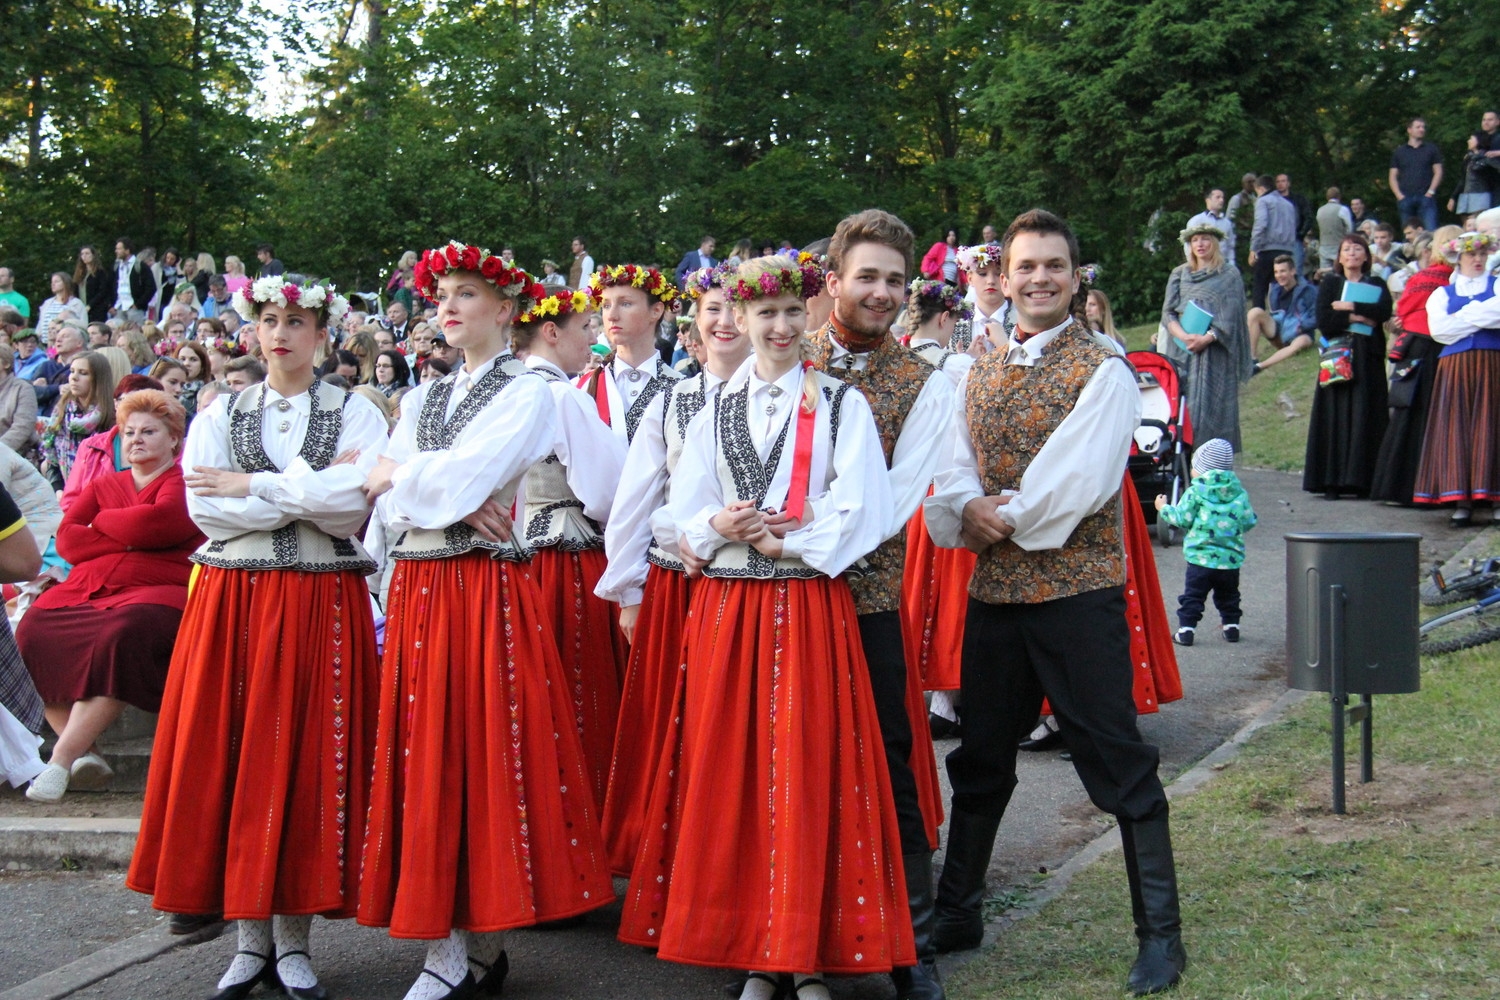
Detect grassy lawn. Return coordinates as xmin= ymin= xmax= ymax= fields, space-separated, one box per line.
xmin=1120 ymin=322 xmax=1316 ymax=474
xmin=947 ymin=640 xmax=1500 ymax=999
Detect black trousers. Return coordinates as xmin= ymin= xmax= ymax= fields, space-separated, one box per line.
xmin=1177 ymin=563 xmax=1242 ymax=627
xmin=945 ymin=588 xmax=1168 ymax=824
xmin=858 ymin=611 xmax=930 ymax=856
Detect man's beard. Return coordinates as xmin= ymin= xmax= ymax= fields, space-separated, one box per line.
xmin=831 ymin=299 xmax=892 ymax=351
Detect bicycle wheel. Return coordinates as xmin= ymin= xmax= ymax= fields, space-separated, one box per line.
xmin=1421 ymin=572 xmax=1500 ymax=607
xmin=1420 ymin=601 xmax=1500 ymax=655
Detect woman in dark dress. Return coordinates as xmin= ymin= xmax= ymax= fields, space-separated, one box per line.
xmin=1370 ymin=230 xmax=1455 ymax=504
xmin=1303 ymin=233 xmax=1393 ymax=499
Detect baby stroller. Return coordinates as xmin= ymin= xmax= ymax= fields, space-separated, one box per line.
xmin=1126 ymin=351 xmax=1193 ymax=546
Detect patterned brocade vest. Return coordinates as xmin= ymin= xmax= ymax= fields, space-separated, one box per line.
xmin=966 ymin=322 xmax=1126 ymax=604
xmin=391 ymin=354 xmax=535 ymax=562
xmin=807 ymin=323 xmax=935 ymax=614
xmin=193 ymin=381 xmax=376 ymax=573
xmin=643 ymin=374 xmax=711 ymax=572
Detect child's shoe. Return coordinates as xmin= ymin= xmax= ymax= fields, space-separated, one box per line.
xmin=1173 ymin=627 xmax=1194 ymax=647
xmin=1222 ymin=624 xmax=1240 ymax=643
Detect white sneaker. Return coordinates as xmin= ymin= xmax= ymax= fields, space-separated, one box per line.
xmin=70 ymin=752 xmax=115 ymax=791
xmin=25 ymin=763 xmax=70 ymax=803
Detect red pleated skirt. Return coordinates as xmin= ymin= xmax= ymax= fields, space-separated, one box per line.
xmin=127 ymin=567 xmax=377 ymax=920
xmin=357 ymin=552 xmax=614 ymax=939
xmin=1414 ymin=348 xmax=1500 ymax=504
xmin=619 ymin=576 xmax=916 ymax=975
xmin=602 ymin=562 xmax=690 ymax=877
xmin=524 ymin=546 xmax=628 ymax=812
xmin=900 ymin=504 xmax=977 ymax=692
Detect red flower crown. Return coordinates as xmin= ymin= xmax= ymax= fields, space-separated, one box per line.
xmin=413 ymin=240 xmax=536 ymax=303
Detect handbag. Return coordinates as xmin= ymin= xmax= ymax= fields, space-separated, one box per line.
xmin=1318 ymin=337 xmax=1354 ymax=387
xmin=1388 ymin=357 xmax=1422 ymax=408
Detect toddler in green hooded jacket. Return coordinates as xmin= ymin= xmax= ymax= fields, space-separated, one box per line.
xmin=1155 ymin=437 xmax=1258 ymax=646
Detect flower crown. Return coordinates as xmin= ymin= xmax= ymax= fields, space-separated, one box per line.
xmin=413 ymin=241 xmax=532 ymax=301
xmin=1442 ymin=231 xmax=1500 ymax=263
xmin=233 ymin=275 xmax=350 ymax=326
xmin=681 ymin=262 xmax=735 ymax=301
xmin=152 ymin=336 xmax=182 ymax=358
xmin=956 ymin=242 xmax=1002 ymax=272
xmin=588 ymin=263 xmax=678 ymax=305
xmin=1080 ymin=263 xmax=1101 ymax=286
xmin=518 ymin=284 xmax=604 ymax=324
xmin=724 ymin=252 xmax=826 ymax=304
xmin=202 ymin=336 xmax=240 ymax=357
xmin=906 ymin=278 xmax=969 ymax=315
xmin=1179 ymin=222 xmax=1227 ymax=245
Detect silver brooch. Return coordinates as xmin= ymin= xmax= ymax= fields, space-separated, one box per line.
xmin=276 ymin=399 xmax=292 ymax=412
xmin=627 ymin=369 xmax=643 ymax=382
xmin=278 ymin=420 xmax=291 ymax=433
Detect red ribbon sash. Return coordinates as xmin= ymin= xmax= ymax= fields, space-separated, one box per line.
xmin=577 ymin=367 xmax=611 ymax=427
xmin=782 ymin=361 xmax=817 ymax=521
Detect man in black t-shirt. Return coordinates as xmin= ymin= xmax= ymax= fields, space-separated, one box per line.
xmin=1389 ymin=117 xmax=1444 ymax=232
xmin=1457 ymin=110 xmax=1500 ymax=214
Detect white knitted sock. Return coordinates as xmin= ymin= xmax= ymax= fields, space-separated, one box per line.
xmin=272 ymin=914 xmax=317 ymax=990
xmin=464 ymin=930 xmax=506 ymax=982
xmin=793 ymin=973 xmax=831 ymax=1000
xmin=216 ymin=919 xmax=271 ymax=990
xmin=402 ymin=931 xmax=469 ymax=1000
xmin=739 ymin=971 xmax=781 ymax=1000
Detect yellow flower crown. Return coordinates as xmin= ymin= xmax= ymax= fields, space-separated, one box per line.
xmin=587 ymin=263 xmax=677 ymax=304
xmin=518 ymin=285 xmax=604 ymax=324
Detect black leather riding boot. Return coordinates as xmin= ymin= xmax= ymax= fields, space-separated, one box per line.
xmin=1119 ymin=816 xmax=1187 ymax=995
xmin=932 ymin=809 xmax=1002 ymax=953
xmin=890 ymin=852 xmax=945 ymax=999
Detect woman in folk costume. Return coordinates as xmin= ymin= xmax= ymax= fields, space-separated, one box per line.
xmin=899 ymin=279 xmax=981 ymax=735
xmin=618 ymin=255 xmax=915 ymax=1000
xmin=574 ymin=263 xmax=681 ymax=446
xmin=127 ymin=275 xmax=388 ymax=1000
xmin=510 ymin=283 xmax=627 ymax=812
xmin=359 ymin=242 xmax=613 ymax=1000
xmin=595 ymin=262 xmax=752 ymax=876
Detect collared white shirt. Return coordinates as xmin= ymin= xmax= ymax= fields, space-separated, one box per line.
xmin=908 ymin=337 xmax=975 ymax=385
xmin=523 ymin=355 xmax=626 ymax=526
xmin=596 ymin=368 xmax=727 ymax=606
xmin=445 ymin=353 xmax=505 ymax=421
xmin=378 ymin=357 xmax=555 ymax=533
xmin=926 ymin=320 xmax=1140 ymax=552
xmin=612 ymin=355 xmax=658 ymax=409
xmin=115 ymin=258 xmax=134 ymax=311
xmin=185 ymin=383 xmax=389 ymax=541
xmin=1429 ymin=273 xmax=1500 ymax=344
xmin=824 ymin=331 xmax=957 ymax=539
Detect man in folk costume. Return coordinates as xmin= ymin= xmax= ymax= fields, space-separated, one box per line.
xmin=925 ymin=210 xmax=1187 ymax=996
xmin=575 ymin=264 xmax=681 ymax=445
xmin=806 ymin=209 xmax=956 ymax=1000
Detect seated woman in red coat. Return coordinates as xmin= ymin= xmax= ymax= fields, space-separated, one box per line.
xmin=18 ymin=389 xmax=202 ymax=803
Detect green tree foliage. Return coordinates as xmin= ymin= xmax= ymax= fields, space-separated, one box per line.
xmin=0 ymin=0 xmax=1492 ymax=318
xmin=0 ymin=0 xmax=268 ymax=301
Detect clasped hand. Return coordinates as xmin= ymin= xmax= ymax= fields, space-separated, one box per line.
xmin=959 ymin=494 xmax=1015 ymax=554
xmin=705 ymin=499 xmax=816 ymax=564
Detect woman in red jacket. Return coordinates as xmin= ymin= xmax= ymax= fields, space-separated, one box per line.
xmin=18 ymin=390 xmax=202 ymax=802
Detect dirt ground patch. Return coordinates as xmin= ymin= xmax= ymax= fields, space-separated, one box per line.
xmin=1265 ymin=763 xmax=1499 ymax=842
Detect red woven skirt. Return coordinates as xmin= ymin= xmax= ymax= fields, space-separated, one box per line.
xmin=1414 ymin=348 xmax=1500 ymax=504
xmin=525 ymin=546 xmax=628 ymax=812
xmin=619 ymin=576 xmax=916 ymax=975
xmin=127 ymin=567 xmax=376 ymax=920
xmin=602 ymin=562 xmax=690 ymax=877
xmin=900 ymin=504 xmax=977 ymax=692
xmin=357 ymin=552 xmax=613 ymax=939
